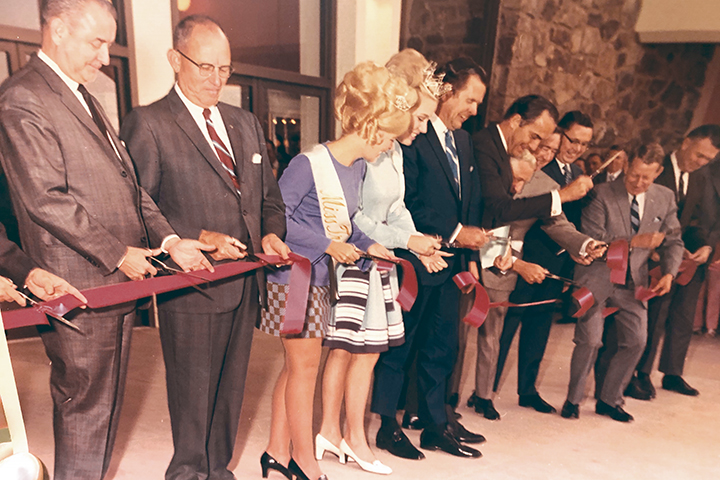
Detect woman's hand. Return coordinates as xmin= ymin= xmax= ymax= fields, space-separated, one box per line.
xmin=367 ymin=243 xmax=394 ymax=260
xmin=419 ymin=251 xmax=452 ymax=273
xmin=407 ymin=235 xmax=441 ymax=256
xmin=325 ymin=241 xmax=361 ymax=264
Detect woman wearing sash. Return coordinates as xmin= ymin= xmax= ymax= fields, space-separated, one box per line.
xmin=315 ymin=49 xmax=450 ymax=475
xmin=258 ymin=62 xmax=414 ymax=480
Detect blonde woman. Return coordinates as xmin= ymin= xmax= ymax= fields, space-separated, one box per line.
xmin=315 ymin=49 xmax=450 ymax=474
xmin=259 ymin=62 xmax=414 ymax=480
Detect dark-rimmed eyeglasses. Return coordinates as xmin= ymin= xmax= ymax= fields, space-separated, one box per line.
xmin=562 ymin=132 xmax=590 ymax=149
xmin=176 ymin=50 xmax=234 ymax=78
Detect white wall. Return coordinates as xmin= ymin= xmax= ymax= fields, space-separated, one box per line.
xmin=130 ymin=0 xmax=175 ymax=106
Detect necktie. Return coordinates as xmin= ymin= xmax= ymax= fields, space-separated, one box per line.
xmin=78 ymin=84 xmax=110 ymax=143
xmin=444 ymin=129 xmax=460 ymax=193
xmin=564 ymin=164 xmax=572 ymax=185
xmin=678 ymin=172 xmax=686 ymax=203
xmin=203 ymin=108 xmax=241 ymax=192
xmin=630 ymin=195 xmax=640 ymax=234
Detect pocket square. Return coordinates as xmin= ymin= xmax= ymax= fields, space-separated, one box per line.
xmin=653 ymin=216 xmax=661 ymax=222
xmin=252 ymin=153 xmax=262 ymax=164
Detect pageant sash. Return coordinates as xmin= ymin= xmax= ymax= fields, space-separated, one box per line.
xmin=452 ymin=272 xmax=595 ymax=328
xmin=1 ymin=253 xmax=312 ymax=334
xmin=306 ymin=144 xmax=352 ymax=243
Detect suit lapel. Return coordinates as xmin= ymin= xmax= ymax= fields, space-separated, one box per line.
xmin=168 ymin=90 xmax=239 ymax=196
xmin=638 ymin=190 xmax=657 ymax=233
xmin=611 ymin=180 xmax=632 ymax=237
xmin=542 ymin=160 xmax=564 ymax=185
xmin=426 ymin=123 xmax=459 ymax=199
xmin=655 ymin=155 xmax=677 ymax=198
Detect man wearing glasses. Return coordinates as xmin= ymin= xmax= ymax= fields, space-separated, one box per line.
xmin=120 ymin=15 xmax=288 ymax=480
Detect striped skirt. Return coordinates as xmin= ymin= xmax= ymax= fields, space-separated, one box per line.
xmin=324 ymin=263 xmax=405 ymax=353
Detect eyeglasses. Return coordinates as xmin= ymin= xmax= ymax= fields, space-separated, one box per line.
xmin=562 ymin=132 xmax=590 ymax=149
xmin=176 ymin=50 xmax=234 ymax=78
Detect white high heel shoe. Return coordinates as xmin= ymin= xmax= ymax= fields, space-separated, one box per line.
xmin=339 ymin=439 xmax=392 ymax=475
xmin=315 ymin=433 xmax=341 ymax=461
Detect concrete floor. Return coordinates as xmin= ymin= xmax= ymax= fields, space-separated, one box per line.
xmin=5 ymin=322 xmax=720 ymax=479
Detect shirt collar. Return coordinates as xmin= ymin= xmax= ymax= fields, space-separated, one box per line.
xmin=38 ymin=50 xmax=79 ymax=93
xmin=430 ymin=114 xmax=449 ymax=138
xmin=174 ymin=83 xmax=218 ymax=118
xmin=628 ymin=191 xmax=646 ymax=203
xmin=555 ymin=158 xmax=570 ymax=172
xmin=495 ymin=124 xmax=508 ymax=153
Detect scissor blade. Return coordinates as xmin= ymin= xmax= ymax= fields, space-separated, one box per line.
xmin=17 ymin=291 xmax=83 ymax=333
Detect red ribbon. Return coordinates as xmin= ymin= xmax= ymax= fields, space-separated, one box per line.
xmin=1 ymin=253 xmax=312 ymax=334
xmin=452 ymin=272 xmax=595 ymax=327
xmin=371 ymin=258 xmax=418 ymax=312
xmin=607 ymin=239 xmax=629 ymax=285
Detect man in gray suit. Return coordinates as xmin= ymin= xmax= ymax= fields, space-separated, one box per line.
xmin=0 ymin=1 xmax=212 ymax=478
xmin=562 ymin=144 xmax=684 ymax=422
xmin=461 ymin=150 xmax=601 ymax=419
xmin=120 ymin=15 xmax=287 ymax=480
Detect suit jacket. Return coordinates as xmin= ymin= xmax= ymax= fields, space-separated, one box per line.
xmin=120 ymin=88 xmax=285 ymax=313
xmin=0 ymin=55 xmax=174 ymax=296
xmin=0 ymin=222 xmax=35 ymax=285
xmin=692 ymin=160 xmax=720 ymax=250
xmin=575 ymin=180 xmax=684 ymax=302
xmin=593 ymin=170 xmax=624 ymax=185
xmin=473 ymin=123 xmax=552 ymax=228
xmin=400 ymin=122 xmax=481 ymax=285
xmin=482 ymin=170 xmax=590 ymax=292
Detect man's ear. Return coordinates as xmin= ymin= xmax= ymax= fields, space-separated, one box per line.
xmin=167 ymin=49 xmax=181 ymax=73
xmin=652 ymin=165 xmax=664 ymax=180
xmin=48 ymin=17 xmax=67 ymax=46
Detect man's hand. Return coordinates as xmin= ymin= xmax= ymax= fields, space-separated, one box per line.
xmin=367 ymin=243 xmax=394 ymax=260
xmin=687 ymin=245 xmax=713 ymax=264
xmin=119 ymin=247 xmax=158 ymax=280
xmin=559 ymin=175 xmax=594 ymax=203
xmin=25 ymin=268 xmax=87 ymax=304
xmin=326 ymin=241 xmax=361 ymax=264
xmin=166 ymin=238 xmax=215 ymax=273
xmin=199 ymin=229 xmax=247 ymax=261
xmin=586 ymin=240 xmax=607 ymax=260
xmin=631 ymin=232 xmax=665 ymax=250
xmin=570 ymin=253 xmax=592 ymax=265
xmin=0 ymin=276 xmax=25 ymax=305
xmin=454 ymin=226 xmax=489 ymax=250
xmin=419 ymin=251 xmax=451 ymax=273
xmin=512 ymin=259 xmax=548 ymax=284
xmin=651 ymin=273 xmax=674 ymax=296
xmin=493 ymin=247 xmax=513 ymax=272
xmin=262 ymin=233 xmax=291 ymax=260
xmin=407 ymin=235 xmax=441 ymax=256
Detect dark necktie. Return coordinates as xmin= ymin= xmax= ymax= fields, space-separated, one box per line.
xmin=78 ymin=84 xmax=110 ymax=143
xmin=564 ymin=164 xmax=572 ymax=185
xmin=630 ymin=195 xmax=640 ymax=234
xmin=678 ymin=172 xmax=686 ymax=203
xmin=203 ymin=108 xmax=241 ymax=192
xmin=444 ymin=129 xmax=460 ymax=194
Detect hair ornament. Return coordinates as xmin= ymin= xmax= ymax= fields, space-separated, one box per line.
xmin=422 ymin=62 xmax=452 ymax=98
xmin=394 ymin=94 xmax=412 ymax=112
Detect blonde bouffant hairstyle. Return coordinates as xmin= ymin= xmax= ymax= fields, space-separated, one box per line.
xmin=385 ymin=48 xmax=436 ymax=100
xmin=334 ymin=61 xmax=417 ymax=144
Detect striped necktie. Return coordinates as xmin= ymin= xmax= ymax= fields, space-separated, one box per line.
xmin=203 ymin=108 xmax=241 ymax=192
xmin=630 ymin=195 xmax=640 ymax=233
xmin=563 ymin=163 xmax=572 ymax=185
xmin=444 ymin=129 xmax=460 ymax=193
xmin=678 ymin=172 xmax=686 ymax=203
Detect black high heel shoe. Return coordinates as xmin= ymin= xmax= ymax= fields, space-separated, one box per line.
xmin=288 ymin=459 xmax=328 ymax=480
xmin=261 ymin=452 xmax=291 ymax=479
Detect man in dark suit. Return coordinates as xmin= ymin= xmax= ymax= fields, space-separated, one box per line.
xmin=489 ymin=112 xmax=596 ymax=416
xmin=372 ymin=58 xmax=488 ymax=460
xmin=120 ymin=16 xmax=287 ymax=480
xmin=625 ymin=124 xmax=720 ymax=399
xmin=593 ymin=145 xmax=627 ymax=185
xmin=0 ymin=2 xmax=212 ymax=478
xmin=474 ymin=95 xmax=594 ymax=229
xmin=562 ymin=144 xmax=684 ymax=422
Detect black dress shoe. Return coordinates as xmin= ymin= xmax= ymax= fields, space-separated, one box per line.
xmin=637 ymin=373 xmax=656 ymax=398
xmin=402 ymin=411 xmax=427 ymax=430
xmin=662 ymin=375 xmax=699 ymax=396
xmin=419 ymin=427 xmax=482 ymax=458
xmin=623 ymin=376 xmax=652 ymax=401
xmin=288 ymin=459 xmax=328 ymax=480
xmin=518 ymin=394 xmax=556 ymax=413
xmin=261 ymin=452 xmax=291 ymax=479
xmin=466 ymin=393 xmax=500 ymax=420
xmin=376 ymin=425 xmax=425 ymax=460
xmin=595 ymin=400 xmax=633 ymax=422
xmin=560 ymin=400 xmax=579 ymax=419
xmin=447 ymin=419 xmax=486 ymax=444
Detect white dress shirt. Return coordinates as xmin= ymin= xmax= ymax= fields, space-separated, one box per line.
xmin=669 ymin=151 xmax=688 ymax=197
xmin=628 ymin=191 xmax=646 ymax=221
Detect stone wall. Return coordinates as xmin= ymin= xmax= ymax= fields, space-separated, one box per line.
xmin=489 ymin=0 xmax=716 ymax=151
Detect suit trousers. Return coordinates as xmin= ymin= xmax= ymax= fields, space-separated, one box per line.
xmin=159 ymin=278 xmax=258 ymax=480
xmin=567 ymin=286 xmax=647 ymax=407
xmin=372 ymin=277 xmax=460 ymax=426
xmin=39 ymin=311 xmax=135 ymax=480
xmin=694 ymin=267 xmax=720 ymax=332
xmin=473 ymin=288 xmax=509 ymax=399
xmin=448 ymin=291 xmax=474 ymax=401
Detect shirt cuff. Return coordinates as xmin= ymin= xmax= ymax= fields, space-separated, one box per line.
xmin=579 ymin=238 xmax=594 ymax=257
xmin=449 ymin=223 xmax=463 ymax=243
xmin=116 ymin=250 xmax=128 ymax=269
xmin=550 ymin=190 xmax=562 ymax=216
xmin=161 ymin=234 xmax=181 ymax=253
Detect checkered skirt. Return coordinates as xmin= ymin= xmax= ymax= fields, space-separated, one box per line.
xmin=259 ymin=282 xmax=331 ymax=339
